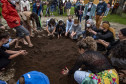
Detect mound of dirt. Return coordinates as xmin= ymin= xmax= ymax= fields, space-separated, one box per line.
xmin=9 ymin=30 xmax=79 ymax=84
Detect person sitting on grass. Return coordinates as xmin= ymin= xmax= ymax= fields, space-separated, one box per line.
xmin=1 ymin=0 xmax=33 ymax=48
xmin=62 ymin=37 xmax=119 ymax=84
xmin=65 ymin=15 xmax=74 ymax=37
xmin=56 ymin=20 xmax=65 ymax=39
xmin=17 ymin=71 xmax=50 ymax=84
xmin=70 ymin=19 xmax=82 ymax=40
xmin=46 ymin=18 xmax=56 ymax=37
xmin=0 ymin=31 xmax=28 ymax=73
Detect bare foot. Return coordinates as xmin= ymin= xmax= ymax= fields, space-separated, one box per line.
xmin=28 ymin=44 xmax=33 ymax=47
xmin=23 ymin=40 xmax=28 ymax=45
xmin=15 ymin=46 xmax=22 ymax=48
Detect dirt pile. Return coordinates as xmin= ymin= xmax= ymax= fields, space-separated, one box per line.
xmin=10 ymin=30 xmax=79 ymax=84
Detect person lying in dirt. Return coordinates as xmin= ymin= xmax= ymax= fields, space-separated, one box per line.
xmin=96 ymin=28 xmax=126 ymax=56
xmin=62 ymin=37 xmax=119 ymax=84
xmin=0 ymin=31 xmax=28 ymax=74
xmin=88 ymin=22 xmax=115 ymax=51
xmin=46 ymin=18 xmax=56 ymax=37
xmin=65 ymin=15 xmax=74 ymax=37
xmin=16 ymin=71 xmax=50 ymax=84
xmin=1 ymin=0 xmax=33 ymax=48
xmin=69 ymin=19 xmax=82 ymax=40
xmin=19 ymin=11 xmax=41 ymax=37
xmin=56 ymin=20 xmax=65 ymax=39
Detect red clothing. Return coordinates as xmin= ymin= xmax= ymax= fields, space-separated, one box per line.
xmin=1 ymin=0 xmax=20 ymax=28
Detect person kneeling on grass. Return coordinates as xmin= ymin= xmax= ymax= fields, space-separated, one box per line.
xmin=56 ymin=20 xmax=65 ymax=39
xmin=1 ymin=0 xmax=33 ymax=48
xmin=0 ymin=31 xmax=28 ymax=73
xmin=70 ymin=19 xmax=82 ymax=40
xmin=62 ymin=37 xmax=119 ymax=84
xmin=46 ymin=18 xmax=56 ymax=37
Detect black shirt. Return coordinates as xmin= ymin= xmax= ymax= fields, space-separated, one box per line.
xmin=69 ymin=51 xmax=113 ymax=75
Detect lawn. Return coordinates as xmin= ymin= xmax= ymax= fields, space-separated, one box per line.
xmin=103 ymin=13 xmax=126 ymax=25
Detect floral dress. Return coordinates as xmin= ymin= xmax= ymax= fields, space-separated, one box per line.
xmin=82 ymin=69 xmax=119 ymax=84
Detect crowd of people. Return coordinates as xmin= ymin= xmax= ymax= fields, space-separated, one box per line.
xmin=0 ymin=0 xmax=126 ymax=84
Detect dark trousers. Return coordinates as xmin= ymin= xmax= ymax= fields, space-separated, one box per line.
xmin=85 ymin=15 xmax=89 ymax=30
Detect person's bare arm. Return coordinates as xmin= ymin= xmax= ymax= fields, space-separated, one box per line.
xmin=6 ymin=50 xmax=20 ymax=54
xmin=52 ymin=27 xmax=56 ymax=34
xmin=97 ymin=39 xmax=109 ymax=48
xmin=46 ymin=26 xmax=51 ymax=34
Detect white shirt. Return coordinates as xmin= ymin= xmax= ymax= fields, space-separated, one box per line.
xmin=20 ymin=0 xmax=30 ymax=11
xmin=87 ymin=3 xmax=92 ymax=16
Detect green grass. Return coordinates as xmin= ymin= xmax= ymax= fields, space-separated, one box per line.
xmin=103 ymin=13 xmax=126 ymax=25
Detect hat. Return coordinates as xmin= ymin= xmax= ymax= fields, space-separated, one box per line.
xmin=120 ymin=28 xmax=126 ymax=36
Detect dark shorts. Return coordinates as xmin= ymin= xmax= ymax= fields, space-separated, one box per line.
xmin=14 ymin=25 xmax=29 ymax=38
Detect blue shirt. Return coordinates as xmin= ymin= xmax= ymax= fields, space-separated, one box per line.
xmin=96 ymin=2 xmax=107 ymax=16
xmin=66 ymin=20 xmax=73 ymax=32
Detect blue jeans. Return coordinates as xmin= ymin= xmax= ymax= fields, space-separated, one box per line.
xmin=15 ymin=25 xmax=29 ymax=38
xmin=104 ymin=8 xmax=110 ymax=16
xmin=78 ymin=14 xmax=83 ymax=22
xmin=74 ymin=71 xmax=90 ymax=84
xmin=50 ymin=5 xmax=55 ymax=12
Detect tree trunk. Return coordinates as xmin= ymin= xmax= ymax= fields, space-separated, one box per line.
xmin=109 ymin=0 xmax=113 ymax=6
xmin=116 ymin=0 xmax=125 ymax=15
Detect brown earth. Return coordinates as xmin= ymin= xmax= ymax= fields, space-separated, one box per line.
xmin=9 ymin=30 xmax=79 ymax=84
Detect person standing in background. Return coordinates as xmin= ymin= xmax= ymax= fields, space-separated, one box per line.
xmin=66 ymin=0 xmax=72 ymax=16
xmin=20 ymin=0 xmax=30 ymax=12
xmin=32 ymin=0 xmax=42 ymax=17
xmin=83 ymin=0 xmax=96 ymax=29
xmin=104 ymin=2 xmax=111 ymax=17
xmin=95 ymin=0 xmax=107 ymax=29
xmin=77 ymin=2 xmax=84 ymax=23
xmin=64 ymin=0 xmax=67 ymax=13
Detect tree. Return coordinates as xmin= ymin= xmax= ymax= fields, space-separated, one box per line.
xmin=116 ymin=0 xmax=125 ymax=15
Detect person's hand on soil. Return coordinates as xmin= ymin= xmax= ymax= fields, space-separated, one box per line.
xmin=19 ymin=50 xmax=28 ymax=56
xmin=15 ymin=21 xmax=19 ymax=24
xmin=62 ymin=67 xmax=69 ymax=75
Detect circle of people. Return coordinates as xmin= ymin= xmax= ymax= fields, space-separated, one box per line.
xmin=0 ymin=0 xmax=126 ymax=84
